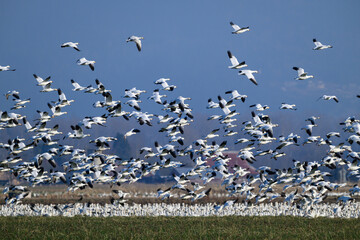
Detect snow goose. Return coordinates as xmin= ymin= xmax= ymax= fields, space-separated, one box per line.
xmin=313 ymin=38 xmax=332 ymax=50
xmin=0 ymin=65 xmax=15 ymax=71
xmin=47 ymin=103 xmax=67 ymax=117
xmin=61 ymin=41 xmax=80 ymax=51
xmin=249 ymin=103 xmax=269 ymax=111
xmin=77 ymin=57 xmax=95 ymax=71
xmin=70 ymin=79 xmax=86 ymax=91
xmin=126 ymin=36 xmax=144 ymax=51
xmin=238 ymin=70 xmax=258 ymax=85
xmin=154 ymin=78 xmax=176 ymax=91
xmin=317 ymin=95 xmax=339 ymax=103
xmin=148 ymin=89 xmax=166 ymax=104
xmin=280 ymin=103 xmax=297 ymax=110
xmin=225 ymin=90 xmax=247 ymax=102
xmin=40 ymin=82 xmax=57 ymax=92
xmin=5 ymin=90 xmax=19 ymax=100
xmin=230 ymin=22 xmax=250 ymax=34
xmin=124 ymin=128 xmax=140 ymax=139
xmin=227 ymin=51 xmax=247 ymax=69
xmin=33 ymin=74 xmax=52 ymax=86
xmin=293 ymin=67 xmax=313 ymax=80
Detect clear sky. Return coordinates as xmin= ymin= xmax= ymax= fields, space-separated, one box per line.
xmin=1 ymin=0 xmax=360 ymax=121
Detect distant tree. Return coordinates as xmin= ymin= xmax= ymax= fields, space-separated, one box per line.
xmin=112 ymin=133 xmax=132 ymax=159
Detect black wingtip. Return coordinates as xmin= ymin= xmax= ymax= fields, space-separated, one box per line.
xmin=313 ymin=38 xmax=317 ymax=42
xmin=227 ymin=51 xmax=232 ymax=58
xmin=293 ymin=67 xmax=299 ymax=70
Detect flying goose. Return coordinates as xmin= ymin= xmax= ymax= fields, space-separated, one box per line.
xmin=313 ymin=38 xmax=332 ymax=50
xmin=230 ymin=22 xmax=250 ymax=34
xmin=239 ymin=70 xmax=258 ymax=85
xmin=61 ymin=42 xmax=80 ymax=51
xmin=227 ymin=51 xmax=247 ymax=69
xmin=124 ymin=128 xmax=140 ymax=139
xmin=126 ymin=36 xmax=144 ymax=51
xmin=0 ymin=65 xmax=15 ymax=71
xmin=70 ymin=79 xmax=86 ymax=91
xmin=225 ymin=90 xmax=247 ymax=102
xmin=33 ymin=74 xmax=52 ymax=86
xmin=280 ymin=103 xmax=297 ymax=110
xmin=293 ymin=67 xmax=313 ymax=80
xmin=77 ymin=57 xmax=95 ymax=71
xmin=317 ymin=95 xmax=339 ymax=103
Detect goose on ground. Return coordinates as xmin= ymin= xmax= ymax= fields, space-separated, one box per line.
xmin=230 ymin=22 xmax=250 ymax=34
xmin=0 ymin=65 xmax=15 ymax=71
xmin=126 ymin=36 xmax=144 ymax=52
xmin=77 ymin=57 xmax=95 ymax=71
xmin=293 ymin=67 xmax=313 ymax=80
xmin=61 ymin=42 xmax=80 ymax=51
xmin=317 ymin=95 xmax=339 ymax=103
xmin=227 ymin=51 xmax=247 ymax=69
xmin=313 ymin=38 xmax=332 ymax=50
xmin=238 ymin=70 xmax=258 ymax=85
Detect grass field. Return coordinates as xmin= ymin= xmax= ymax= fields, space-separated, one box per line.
xmin=1 ymin=216 xmax=359 ymax=239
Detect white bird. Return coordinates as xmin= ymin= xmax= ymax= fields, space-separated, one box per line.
xmin=293 ymin=67 xmax=314 ymax=80
xmin=148 ymin=89 xmax=166 ymax=104
xmin=126 ymin=36 xmax=144 ymax=52
xmin=77 ymin=57 xmax=95 ymax=71
xmin=227 ymin=51 xmax=247 ymax=69
xmin=154 ymin=78 xmax=176 ymax=91
xmin=70 ymin=79 xmax=86 ymax=91
xmin=0 ymin=65 xmax=15 ymax=71
xmin=33 ymin=74 xmax=52 ymax=86
xmin=317 ymin=95 xmax=339 ymax=103
xmin=61 ymin=42 xmax=80 ymax=51
xmin=239 ymin=70 xmax=258 ymax=85
xmin=313 ymin=38 xmax=332 ymax=50
xmin=124 ymin=128 xmax=140 ymax=139
xmin=230 ymin=22 xmax=250 ymax=34
xmin=41 ymin=82 xmax=57 ymax=92
xmin=280 ymin=103 xmax=297 ymax=110
xmin=249 ymin=103 xmax=269 ymax=111
xmin=225 ymin=90 xmax=247 ymax=102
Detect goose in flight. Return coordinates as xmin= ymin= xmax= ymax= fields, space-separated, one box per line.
xmin=0 ymin=65 xmax=15 ymax=71
xmin=317 ymin=95 xmax=339 ymax=103
xmin=124 ymin=128 xmax=140 ymax=139
xmin=227 ymin=51 xmax=247 ymax=69
xmin=293 ymin=67 xmax=313 ymax=80
xmin=77 ymin=57 xmax=95 ymax=71
xmin=225 ymin=90 xmax=247 ymax=102
xmin=313 ymin=38 xmax=332 ymax=50
xmin=280 ymin=103 xmax=297 ymax=110
xmin=61 ymin=42 xmax=80 ymax=51
xmin=230 ymin=22 xmax=250 ymax=34
xmin=249 ymin=103 xmax=269 ymax=111
xmin=70 ymin=79 xmax=86 ymax=91
xmin=239 ymin=70 xmax=258 ymax=85
xmin=126 ymin=36 xmax=144 ymax=51
xmin=33 ymin=74 xmax=52 ymax=86
xmin=40 ymin=82 xmax=57 ymax=92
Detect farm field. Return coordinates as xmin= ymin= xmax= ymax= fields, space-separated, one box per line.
xmin=1 ymin=216 xmax=359 ymax=239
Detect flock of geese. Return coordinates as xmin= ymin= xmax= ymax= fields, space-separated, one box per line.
xmin=0 ymin=21 xmax=359 ymax=217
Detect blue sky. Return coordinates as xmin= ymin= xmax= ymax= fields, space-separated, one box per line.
xmin=1 ymin=0 xmax=359 ymax=121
